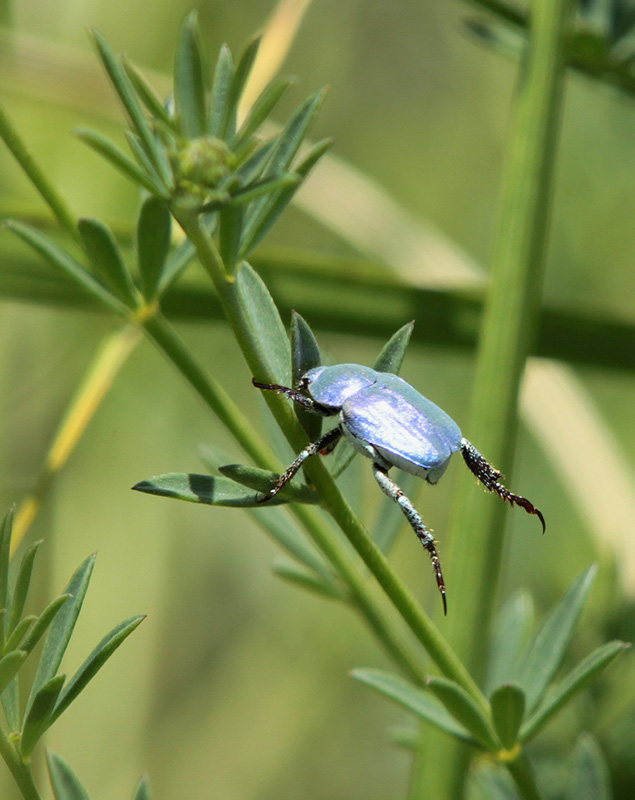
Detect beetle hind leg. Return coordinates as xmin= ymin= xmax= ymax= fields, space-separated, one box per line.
xmin=460 ymin=438 xmax=545 ymax=532
xmin=257 ymin=427 xmax=342 ymax=503
xmin=372 ymin=464 xmax=447 ymax=615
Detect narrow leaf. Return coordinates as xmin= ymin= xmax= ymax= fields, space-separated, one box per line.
xmin=486 ymin=590 xmax=535 ymax=692
xmin=234 ymin=137 xmax=278 ymax=184
xmin=174 ymin=11 xmax=208 ymax=138
xmin=241 ymin=89 xmax=327 ymax=236
xmin=5 ymin=221 xmax=127 ymax=315
xmin=78 ymin=218 xmax=138 ymax=307
xmin=124 ymin=131 xmax=163 ymax=185
xmin=218 ymin=464 xmax=319 ymax=503
xmin=91 ymin=29 xmax=172 ymax=190
xmin=123 ymin=59 xmax=176 ymax=129
xmin=235 ymin=262 xmax=291 ymax=385
xmin=520 ymin=640 xmax=628 ymax=742
xmin=8 ymin=540 xmax=42 ymax=634
xmin=4 ymin=615 xmax=37 ymax=653
xmin=565 ymin=734 xmax=611 ymax=800
xmin=490 ymin=684 xmax=526 ymax=749
xmin=373 ymin=321 xmax=414 ymax=374
xmin=1 ymin=676 xmax=19 ymax=731
xmin=133 ymin=472 xmax=317 ymax=507
xmin=51 ymin=616 xmax=144 ymax=724
xmin=235 ymin=78 xmax=293 ymax=149
xmin=272 ymin=559 xmax=344 ymax=600
xmin=133 ymin=775 xmax=152 ymax=800
xmin=20 ymin=675 xmax=66 ymax=759
xmin=75 ymin=128 xmax=167 ymax=197
xmin=240 ymin=129 xmax=330 ymax=257
xmin=518 ymin=565 xmax=597 ymax=711
xmin=0 ymin=650 xmax=28 ymax=694
xmin=352 ymin=669 xmax=479 ymax=746
xmin=208 ymin=44 xmax=234 ymax=138
xmin=223 ymin=36 xmax=260 ymax=141
xmin=26 ymin=554 xmax=96 ymax=717
xmin=137 ymin=196 xmax=172 ymax=301
xmin=47 ymin=751 xmax=91 ymax=800
xmin=20 ymin=595 xmax=71 ymax=655
xmin=0 ymin=509 xmax=13 ymax=624
xmin=229 ymin=172 xmax=299 ymax=206
xmin=427 ymin=677 xmax=498 ymax=750
xmin=290 ymin=310 xmax=323 ymax=440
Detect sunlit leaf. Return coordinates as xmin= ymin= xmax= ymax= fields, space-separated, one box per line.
xmin=132 ymin=472 xmax=316 ymax=506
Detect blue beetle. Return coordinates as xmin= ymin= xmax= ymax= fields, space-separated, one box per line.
xmin=254 ymin=365 xmax=544 ymax=613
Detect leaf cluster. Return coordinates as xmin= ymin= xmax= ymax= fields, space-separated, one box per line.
xmin=353 ymin=566 xmax=628 ymax=759
xmin=0 ymin=509 xmax=143 ymax=793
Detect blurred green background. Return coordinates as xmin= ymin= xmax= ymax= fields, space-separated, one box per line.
xmin=1 ymin=0 xmax=634 ymax=798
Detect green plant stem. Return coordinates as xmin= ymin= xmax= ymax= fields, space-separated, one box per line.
xmin=0 ymin=727 xmax=43 ymax=800
xmin=416 ymin=0 xmax=572 ymax=798
xmin=506 ymin=754 xmax=543 ymax=800
xmin=176 ymin=212 xmax=488 ymax=711
xmin=0 ymin=102 xmax=80 ymax=244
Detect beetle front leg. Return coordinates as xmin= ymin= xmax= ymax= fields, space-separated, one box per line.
xmin=252 ymin=379 xmax=338 ymax=416
xmin=460 ymin=438 xmax=545 ymax=532
xmin=372 ymin=464 xmax=447 ymax=615
xmin=257 ymin=427 xmax=343 ymax=503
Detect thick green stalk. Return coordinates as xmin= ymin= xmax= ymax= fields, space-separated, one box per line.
xmin=0 ymin=728 xmax=42 ymax=800
xmin=415 ymin=1 xmax=572 ymax=798
xmin=176 ymin=212 xmax=487 ymax=710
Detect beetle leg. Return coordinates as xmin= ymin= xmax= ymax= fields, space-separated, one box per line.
xmin=372 ymin=464 xmax=447 ymax=615
xmin=257 ymin=427 xmax=343 ymax=503
xmin=252 ymin=379 xmax=338 ymax=416
xmin=460 ymin=438 xmax=545 ymax=532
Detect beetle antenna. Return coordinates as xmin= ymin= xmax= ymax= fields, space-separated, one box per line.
xmin=252 ymin=378 xmax=337 ymax=416
xmin=460 ymin=439 xmax=545 ymax=533
xmin=372 ymin=465 xmax=447 ymax=614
